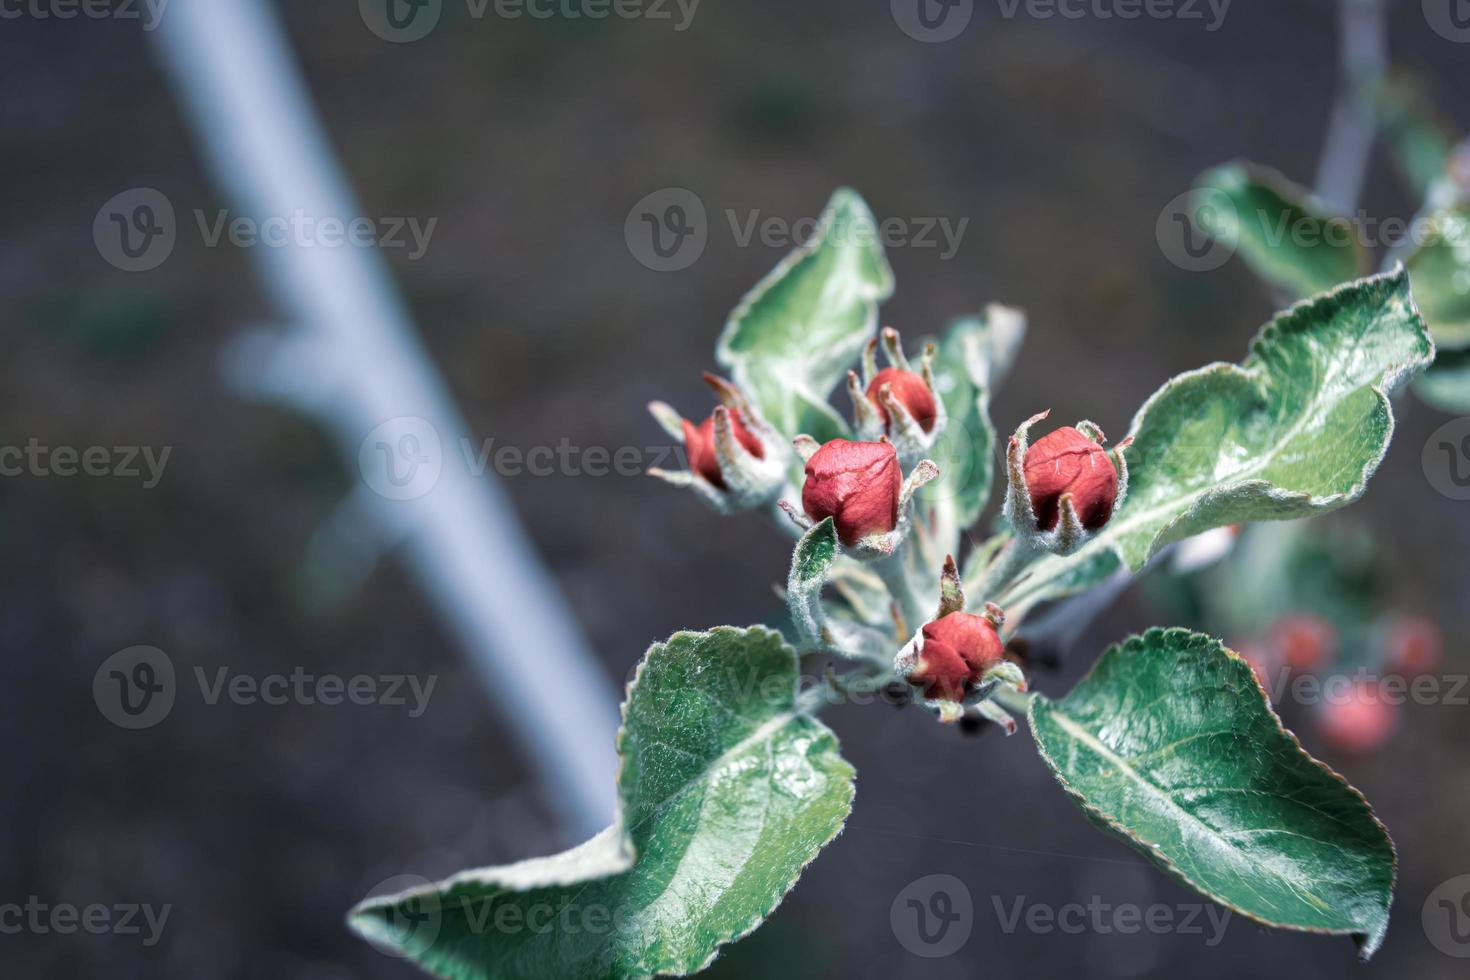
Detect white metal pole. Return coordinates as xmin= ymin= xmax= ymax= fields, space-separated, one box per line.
xmin=150 ymin=0 xmax=620 ymax=841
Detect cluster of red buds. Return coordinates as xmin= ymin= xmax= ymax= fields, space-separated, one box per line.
xmin=647 ymin=373 xmax=789 ymax=514
xmin=894 ymin=557 xmax=1026 ymax=725
xmin=1003 ymin=410 xmax=1130 ymax=555
xmin=846 ymin=327 xmax=946 ymax=468
xmin=782 ymin=437 xmax=937 ymax=558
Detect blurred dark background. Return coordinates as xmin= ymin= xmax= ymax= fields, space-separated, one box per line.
xmin=3 ymin=0 xmax=1468 ymax=977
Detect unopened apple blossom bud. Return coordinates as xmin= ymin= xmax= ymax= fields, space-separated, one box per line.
xmin=1024 ymin=426 xmax=1120 ymax=532
xmin=866 ymin=368 xmax=938 ymax=434
xmin=1316 ymin=679 xmax=1398 ymax=756
xmin=1385 ymin=614 xmax=1443 ymax=677
xmin=1267 ymin=613 xmax=1336 ymax=673
xmin=801 ymin=439 xmax=901 ymax=547
xmin=647 ymin=373 xmax=787 ymax=514
xmin=681 ymin=409 xmax=764 ymax=490
xmin=1004 ymin=412 xmax=1130 ymax=555
xmin=906 ymin=611 xmax=1006 ymax=703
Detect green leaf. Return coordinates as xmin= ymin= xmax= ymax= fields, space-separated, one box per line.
xmin=717 ymin=189 xmax=894 ymax=443
xmin=787 ymin=518 xmax=837 ymax=648
xmin=349 ymin=627 xmax=854 ymax=979
xmin=999 ymin=268 xmax=1432 ymax=616
xmin=920 ymin=304 xmax=1024 ymax=553
xmin=1404 ymin=208 xmax=1470 ymax=349
xmin=1196 ymin=163 xmax=1368 ymax=299
xmin=1415 ymin=347 xmax=1470 ymax=412
xmin=1029 ymin=628 xmax=1396 ymax=959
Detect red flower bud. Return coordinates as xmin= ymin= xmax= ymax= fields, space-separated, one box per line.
xmin=908 ymin=611 xmax=1006 ymax=702
xmin=801 ymin=439 xmax=901 ymax=547
xmin=1267 ymin=614 xmax=1335 ymax=673
xmin=866 ymin=368 xmax=938 ymax=434
xmin=681 ymin=409 xmax=764 ymax=490
xmin=1385 ymin=615 xmax=1443 ymax=677
xmin=1316 ymin=679 xmax=1398 ymax=755
xmin=1023 ymin=426 xmax=1120 ymax=531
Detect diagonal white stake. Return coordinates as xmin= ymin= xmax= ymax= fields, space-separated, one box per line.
xmin=150 ymin=0 xmax=619 ymax=840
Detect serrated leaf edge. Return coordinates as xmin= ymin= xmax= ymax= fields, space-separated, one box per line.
xmin=715 ymin=188 xmax=896 ymax=434
xmin=348 ymin=625 xmax=854 ymax=980
xmin=1027 ymin=626 xmax=1398 ymax=960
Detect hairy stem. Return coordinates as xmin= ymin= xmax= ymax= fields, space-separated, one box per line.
xmin=972 ymin=536 xmax=1042 ymax=605
xmin=990 ymin=684 xmax=1035 ymax=717
xmin=872 ymin=541 xmax=928 ymax=636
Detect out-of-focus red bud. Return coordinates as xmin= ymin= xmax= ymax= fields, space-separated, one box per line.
xmin=681 ymin=409 xmax=764 ymax=489
xmin=1386 ymin=615 xmax=1444 ymax=677
xmin=1023 ymin=426 xmax=1119 ymax=531
xmin=1317 ymin=679 xmax=1398 ymax=756
xmin=801 ymin=439 xmax=901 ymax=547
xmin=907 ymin=611 xmax=1006 ymax=702
xmin=866 ymin=368 xmax=938 ymax=434
xmin=1267 ymin=614 xmax=1336 ymax=673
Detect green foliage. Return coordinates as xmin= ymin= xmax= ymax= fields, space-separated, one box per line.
xmin=1195 ymin=163 xmax=1368 ymax=299
xmin=1000 ymin=268 xmax=1431 ymax=616
xmin=350 ymin=627 xmax=853 ymax=979
xmin=355 ymin=189 xmax=1421 ymax=976
xmin=716 ymin=189 xmax=894 ymax=445
xmin=1030 ymin=629 xmax=1396 ymax=958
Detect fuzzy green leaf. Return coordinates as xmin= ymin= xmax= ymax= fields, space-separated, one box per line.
xmin=349 ymin=627 xmax=854 ymax=979
xmin=1029 ymin=628 xmax=1396 ymax=959
xmin=1000 ymin=269 xmax=1432 ymax=617
xmin=1196 ymin=163 xmax=1368 ymax=299
xmin=1404 ymin=207 xmax=1470 ymax=349
xmin=787 ymin=518 xmax=838 ymax=648
xmin=717 ymin=189 xmax=894 ymax=443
